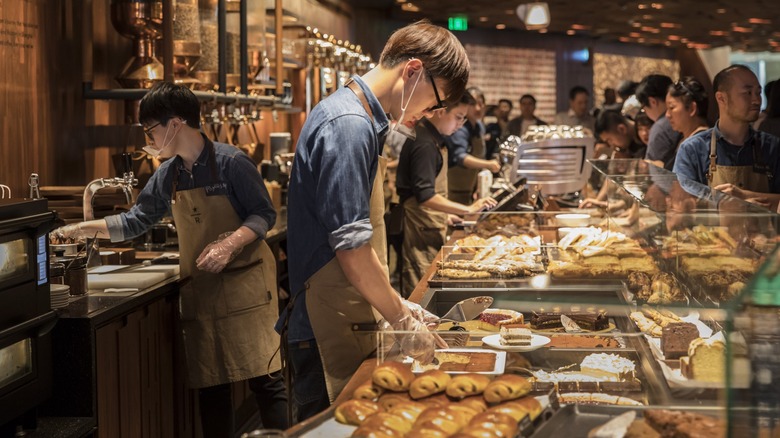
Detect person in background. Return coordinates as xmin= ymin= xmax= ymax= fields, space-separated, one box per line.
xmin=636 ymin=74 xmax=684 ymax=170
xmin=53 ymin=82 xmax=287 ymax=437
xmin=507 ymin=94 xmax=548 ymax=137
xmin=754 ymin=79 xmax=775 ymax=130
xmin=446 ymin=86 xmax=501 ymax=205
xmin=495 ymin=98 xmax=513 ymax=136
xmin=653 ymin=77 xmax=709 ymax=169
xmin=593 ymin=87 xmax=619 ymax=118
xmin=634 ymin=111 xmax=654 ymax=147
xmin=554 ymin=85 xmax=595 ymax=132
xmin=396 ymin=91 xmax=497 ymax=297
xmin=674 ymin=65 xmax=780 ymax=210
xmin=757 ymin=82 xmax=780 ymax=138
xmin=618 ymin=80 xmax=641 ymax=120
xmin=278 ymin=20 xmax=468 ymax=421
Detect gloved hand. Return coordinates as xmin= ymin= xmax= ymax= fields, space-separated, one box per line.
xmin=403 ymin=300 xmax=441 ymax=329
xmin=51 ymin=223 xmax=86 ymax=244
xmin=389 ymin=313 xmax=440 ymax=365
xmin=195 ymin=230 xmax=246 ymax=273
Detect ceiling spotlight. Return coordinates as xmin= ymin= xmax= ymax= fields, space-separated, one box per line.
xmin=496 ymin=23 xmax=507 ymax=29
xmin=516 ymin=2 xmax=550 ymax=30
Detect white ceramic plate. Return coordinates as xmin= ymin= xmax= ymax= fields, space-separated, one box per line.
xmin=482 ymin=334 xmax=551 ymax=352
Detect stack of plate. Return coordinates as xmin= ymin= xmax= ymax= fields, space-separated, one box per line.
xmin=50 ymin=284 xmax=70 ymax=309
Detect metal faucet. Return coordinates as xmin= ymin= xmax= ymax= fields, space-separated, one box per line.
xmin=83 ymin=171 xmax=138 ymax=220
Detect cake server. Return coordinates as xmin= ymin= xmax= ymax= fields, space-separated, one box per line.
xmin=560 ymin=314 xmax=584 ymax=333
xmin=439 ymin=296 xmax=493 ymax=322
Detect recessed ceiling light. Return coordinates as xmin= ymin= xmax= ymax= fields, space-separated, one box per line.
xmin=631 ymin=22 xmax=642 ymax=28
xmin=479 ymin=16 xmax=489 ymax=22
xmin=709 ymin=30 xmax=728 ymax=36
xmin=733 ymin=26 xmax=753 ymax=33
xmin=716 ymin=8 xmax=727 ymax=13
xmin=668 ymin=35 xmax=680 ymax=40
xmin=571 ymin=24 xmax=590 ymax=30
xmin=619 ymin=36 xmax=632 ymax=42
xmin=664 ymin=41 xmax=672 ymax=46
xmin=638 ymin=4 xmax=648 ymax=9
xmin=680 ymin=38 xmax=689 ymax=43
xmin=660 ymin=22 xmax=680 ymax=28
xmin=637 ymin=37 xmax=646 ymax=42
xmin=539 ymin=28 xmax=548 ymax=33
xmin=629 ymin=32 xmax=641 ymax=38
xmin=566 ymin=29 xmax=576 ymax=35
xmin=651 ymin=3 xmax=663 ymax=9
xmin=496 ymin=23 xmax=506 ymax=29
xmin=401 ymin=2 xmax=420 ymax=12
xmin=642 ymin=14 xmax=653 ymax=20
xmin=749 ymin=18 xmax=771 ymax=25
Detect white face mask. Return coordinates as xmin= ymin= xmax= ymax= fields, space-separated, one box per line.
xmin=390 ymin=64 xmax=425 ymax=141
xmin=142 ymin=121 xmax=179 ymax=158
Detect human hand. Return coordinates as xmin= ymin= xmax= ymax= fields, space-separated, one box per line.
xmin=745 ymin=197 xmax=770 ymax=208
xmin=487 ymin=160 xmax=501 ymax=174
xmin=195 ymin=232 xmax=244 ymax=273
xmin=579 ymin=198 xmax=607 ymax=209
xmin=469 ymin=197 xmax=497 ymax=213
xmin=51 ymin=223 xmax=86 ymax=244
xmin=403 ymin=300 xmax=441 ymax=329
xmin=390 ymin=313 xmax=446 ymax=364
xmin=447 ymin=214 xmax=463 ymax=226
xmin=713 ymin=183 xmax=746 ymax=199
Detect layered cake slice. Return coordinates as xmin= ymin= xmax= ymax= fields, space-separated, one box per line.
xmin=531 ymin=311 xmax=609 ymax=331
xmin=499 ymin=326 xmax=532 ymax=346
xmin=661 ymin=322 xmax=698 ymax=359
xmin=580 ymin=353 xmax=636 ymax=381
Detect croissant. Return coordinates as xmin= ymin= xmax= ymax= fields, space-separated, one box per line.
xmin=409 ymin=370 xmax=451 ymax=399
xmin=416 ymin=393 xmax=451 ymax=408
xmin=388 ymin=401 xmax=428 ymax=423
xmin=458 ymin=396 xmax=489 ymax=413
xmin=444 ymin=404 xmax=480 ymax=424
xmin=413 ymin=417 xmax=463 ymax=435
xmin=360 ymin=412 xmax=413 ymax=436
xmin=446 ymin=373 xmax=492 ymax=399
xmin=377 ymin=392 xmax=412 ymax=411
xmin=485 ymin=403 xmax=528 ymax=422
xmin=372 ymin=361 xmax=415 ymax=392
xmin=353 ymin=382 xmax=385 ymax=401
xmin=459 ymin=423 xmax=516 ymax=438
xmin=505 ymin=396 xmax=543 ymax=420
xmin=483 ymin=374 xmax=532 ymax=403
xmin=468 ymin=412 xmax=519 ymax=437
xmin=335 ymin=399 xmax=383 ymax=426
xmin=351 ymin=426 xmax=400 ymax=438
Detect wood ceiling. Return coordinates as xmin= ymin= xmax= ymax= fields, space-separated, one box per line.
xmin=354 ymin=0 xmax=780 ymax=52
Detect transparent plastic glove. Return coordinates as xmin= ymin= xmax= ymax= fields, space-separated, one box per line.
xmin=51 ymin=223 xmax=86 ymax=244
xmin=195 ymin=231 xmax=245 ymax=273
xmin=403 ymin=300 xmax=442 ymax=329
xmin=390 ymin=314 xmax=439 ymax=365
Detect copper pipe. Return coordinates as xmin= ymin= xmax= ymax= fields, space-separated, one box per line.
xmin=275 ymin=0 xmax=283 ymax=96
xmin=163 ymin=0 xmax=174 ymax=82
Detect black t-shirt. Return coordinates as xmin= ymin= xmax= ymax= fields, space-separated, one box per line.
xmin=396 ymin=118 xmax=445 ymax=204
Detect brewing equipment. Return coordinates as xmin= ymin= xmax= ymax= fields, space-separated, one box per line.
xmin=110 ymin=0 xmax=164 ymax=88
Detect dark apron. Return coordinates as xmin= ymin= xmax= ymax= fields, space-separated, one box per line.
xmin=401 ymin=147 xmax=448 ymax=297
xmin=172 ymin=143 xmax=280 ymax=388
xmin=707 ymin=130 xmax=771 ymax=193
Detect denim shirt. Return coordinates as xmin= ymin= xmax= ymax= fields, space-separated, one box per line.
xmin=673 ymin=122 xmax=780 ymax=193
xmin=445 ymin=120 xmax=486 ymax=168
xmin=277 ymin=76 xmax=390 ymax=342
xmin=105 ymin=136 xmax=276 ymax=242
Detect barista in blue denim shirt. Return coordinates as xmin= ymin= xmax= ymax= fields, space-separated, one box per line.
xmin=277 ymin=20 xmax=470 ymax=421
xmin=54 ymin=82 xmax=286 ymax=437
xmin=674 ymin=65 xmax=780 ymax=211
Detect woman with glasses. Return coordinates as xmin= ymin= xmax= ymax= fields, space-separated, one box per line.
xmin=665 ymin=77 xmax=709 ymax=146
xmin=395 ymin=90 xmax=497 ymax=297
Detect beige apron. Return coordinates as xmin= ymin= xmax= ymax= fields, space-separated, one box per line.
xmin=305 ymin=81 xmax=389 ymax=402
xmin=706 ymin=130 xmax=770 ymax=193
xmin=448 ymin=124 xmax=486 ymax=205
xmin=172 ymin=145 xmax=280 ymax=389
xmin=401 ymin=147 xmax=448 ymax=297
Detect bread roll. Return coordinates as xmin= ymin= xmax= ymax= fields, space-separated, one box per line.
xmin=470 ymin=411 xmax=517 ymax=427
xmin=410 ymin=370 xmax=451 ymax=399
xmin=360 ymin=412 xmax=412 ymax=436
xmin=377 ymin=392 xmax=412 ymax=411
xmin=414 ymin=417 xmax=463 ymax=435
xmin=388 ymin=401 xmax=428 ymax=423
xmin=460 ymin=422 xmax=516 ymax=438
xmin=444 ymin=405 xmax=480 ymax=423
xmin=483 ymin=374 xmax=532 ymax=403
xmin=446 ymin=373 xmax=492 ymax=399
xmin=405 ymin=428 xmax=449 ymax=438
xmin=351 ymin=425 xmax=400 ymax=438
xmin=458 ymin=396 xmax=488 ymax=413
xmin=504 ymin=396 xmax=542 ymax=420
xmin=416 ymin=393 xmax=451 ymax=408
xmin=335 ymin=399 xmax=383 ymax=426
xmin=485 ymin=403 xmax=528 ymax=422
xmin=353 ymin=382 xmax=385 ymax=401
xmin=372 ymin=361 xmax=415 ymax=392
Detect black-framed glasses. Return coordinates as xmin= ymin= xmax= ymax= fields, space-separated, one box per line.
xmin=143 ymin=122 xmax=161 ymax=139
xmin=426 ymin=70 xmax=445 ymax=112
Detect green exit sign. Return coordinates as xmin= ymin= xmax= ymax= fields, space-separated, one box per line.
xmin=448 ymin=16 xmax=468 ymax=31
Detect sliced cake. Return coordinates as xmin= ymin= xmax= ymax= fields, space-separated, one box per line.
xmin=499 ymin=326 xmax=532 ymax=346
xmin=661 ymin=322 xmax=699 ymax=360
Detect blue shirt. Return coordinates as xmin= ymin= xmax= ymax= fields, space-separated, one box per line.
xmin=278 ymin=76 xmax=390 ymax=342
xmin=105 ymin=136 xmax=276 ymax=242
xmin=673 ymin=122 xmax=780 ymax=194
xmin=445 ymin=120 xmax=486 ymax=168
xmin=645 ymin=114 xmax=683 ymax=170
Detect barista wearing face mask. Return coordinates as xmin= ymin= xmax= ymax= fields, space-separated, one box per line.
xmin=53 ymin=82 xmax=286 ymax=437
xmin=276 ymin=20 xmax=469 ymax=422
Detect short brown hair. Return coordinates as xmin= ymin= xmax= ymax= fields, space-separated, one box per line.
xmin=379 ymin=20 xmax=469 ymax=107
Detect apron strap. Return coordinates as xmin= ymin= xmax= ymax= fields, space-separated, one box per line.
xmin=707 ymin=130 xmax=718 ymax=184
xmin=345 ymin=78 xmax=375 ymax=123
xmin=750 ymin=133 xmax=774 ymax=187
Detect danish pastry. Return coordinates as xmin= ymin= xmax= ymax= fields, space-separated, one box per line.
xmin=409 ymin=370 xmax=451 ymax=399
xmin=446 ymin=373 xmax=492 ymax=399
xmin=377 ymin=392 xmax=412 ymax=411
xmin=388 ymin=401 xmax=428 ymax=423
xmin=458 ymin=396 xmax=489 ymax=413
xmin=372 ymin=361 xmax=415 ymax=392
xmin=335 ymin=399 xmax=383 ymax=426
xmin=360 ymin=412 xmax=412 ymax=436
xmin=505 ymin=396 xmax=543 ymax=420
xmin=353 ymin=382 xmax=385 ymax=401
xmin=483 ymin=374 xmax=532 ymax=403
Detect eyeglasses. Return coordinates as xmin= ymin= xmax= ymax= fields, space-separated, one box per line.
xmin=143 ymin=122 xmax=161 ymax=139
xmin=426 ymin=70 xmax=445 ymax=112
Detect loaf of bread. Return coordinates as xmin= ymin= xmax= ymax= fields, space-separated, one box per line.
xmin=377 ymin=392 xmax=412 ymax=411
xmin=372 ymin=361 xmax=415 ymax=392
xmin=353 ymin=382 xmax=385 ymax=401
xmin=335 ymin=399 xmax=383 ymax=426
xmin=388 ymin=401 xmax=428 ymax=423
xmin=483 ymin=374 xmax=532 ymax=403
xmin=446 ymin=373 xmax=492 ymax=399
xmin=409 ymin=370 xmax=451 ymax=399
xmin=458 ymin=396 xmax=488 ymax=413
xmin=360 ymin=412 xmax=412 ymax=436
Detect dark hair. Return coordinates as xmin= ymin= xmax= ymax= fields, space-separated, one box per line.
xmin=447 ymin=89 xmax=477 ymax=111
xmin=380 ymin=19 xmax=470 ymax=107
xmin=466 ymin=86 xmax=485 ymax=104
xmin=498 ymin=98 xmax=513 ymax=109
xmin=636 ymin=74 xmax=673 ymax=106
xmin=634 ymin=111 xmax=654 ymax=128
xmin=713 ymin=64 xmax=755 ymax=93
xmin=569 ymin=86 xmax=589 ymax=101
xmin=768 ymin=83 xmax=780 ymax=118
xmin=139 ymin=82 xmax=201 ymax=128
xmin=667 ymin=76 xmax=708 ymax=118
xmin=594 ymin=110 xmax=629 ymax=137
xmin=520 ymin=94 xmax=537 ymax=105
xmin=617 ymin=80 xmax=639 ymax=99
xmin=766 ymin=80 xmax=776 ymax=103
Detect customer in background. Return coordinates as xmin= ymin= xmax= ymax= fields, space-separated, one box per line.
xmin=396 ymin=91 xmax=496 ymax=297
xmin=636 ymin=74 xmax=684 ymax=170
xmin=507 ymin=94 xmax=548 ymax=137
xmin=593 ymin=87 xmax=619 ymax=118
xmin=754 ymin=79 xmax=775 ymax=130
xmin=279 ymin=20 xmax=466 ymax=421
xmin=634 ymin=112 xmax=654 ymax=147
xmin=652 ymin=77 xmax=709 ymax=170
xmin=554 ymin=86 xmax=595 ymax=132
xmin=618 ymin=80 xmax=641 ymax=120
xmin=54 ymin=82 xmax=287 ymax=437
xmin=484 ymin=99 xmax=513 ymax=159
xmin=674 ymin=65 xmax=780 ymax=210
xmin=757 ymin=83 xmax=780 ymax=138
xmin=446 ymin=86 xmax=501 ymax=205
